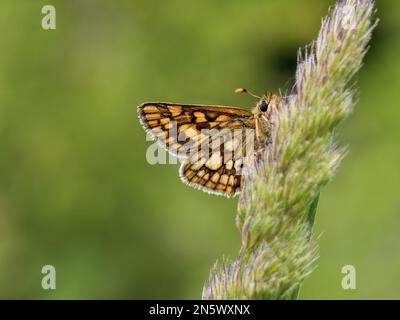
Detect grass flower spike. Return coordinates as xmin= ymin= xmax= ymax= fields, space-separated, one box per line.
xmin=203 ymin=0 xmax=377 ymax=300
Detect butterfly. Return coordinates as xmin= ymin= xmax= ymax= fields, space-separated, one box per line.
xmin=137 ymin=89 xmax=281 ymax=197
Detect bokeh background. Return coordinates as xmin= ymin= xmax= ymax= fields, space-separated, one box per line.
xmin=0 ymin=0 xmax=399 ymax=299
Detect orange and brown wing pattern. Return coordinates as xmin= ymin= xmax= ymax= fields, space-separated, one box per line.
xmin=138 ymin=102 xmax=253 ymax=156
xmin=138 ymin=102 xmax=254 ymax=197
xmin=180 ymin=151 xmax=245 ymax=197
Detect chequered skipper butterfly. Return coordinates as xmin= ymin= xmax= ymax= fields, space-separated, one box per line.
xmin=138 ymin=89 xmax=281 ymax=197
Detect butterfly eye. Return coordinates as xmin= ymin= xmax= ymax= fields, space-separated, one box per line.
xmin=259 ymin=100 xmax=269 ymax=112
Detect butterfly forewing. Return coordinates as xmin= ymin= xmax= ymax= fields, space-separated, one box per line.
xmin=138 ymin=102 xmax=255 ymax=197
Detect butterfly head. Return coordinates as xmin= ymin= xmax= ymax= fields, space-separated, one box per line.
xmin=234 ymin=87 xmax=281 ymax=117
xmin=253 ymin=94 xmax=281 ymax=118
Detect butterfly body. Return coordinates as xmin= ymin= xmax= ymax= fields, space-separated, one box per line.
xmin=138 ymin=94 xmax=281 ymax=197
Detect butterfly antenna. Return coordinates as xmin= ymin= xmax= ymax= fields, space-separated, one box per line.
xmin=234 ymin=87 xmax=261 ymax=99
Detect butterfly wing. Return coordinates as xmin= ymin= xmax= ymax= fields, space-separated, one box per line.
xmin=179 ymin=152 xmax=244 ymax=197
xmin=138 ymin=102 xmax=255 ymax=197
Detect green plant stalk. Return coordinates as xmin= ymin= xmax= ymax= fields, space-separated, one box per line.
xmin=203 ymin=0 xmax=377 ymax=300
xmin=290 ymin=193 xmax=320 ymax=300
xmin=306 ymin=194 xmax=320 ymax=235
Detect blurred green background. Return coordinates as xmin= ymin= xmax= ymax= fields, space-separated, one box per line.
xmin=0 ymin=0 xmax=399 ymax=299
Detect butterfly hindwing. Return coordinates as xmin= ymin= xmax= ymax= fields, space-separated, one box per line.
xmin=180 ymin=151 xmax=244 ymax=197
